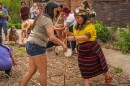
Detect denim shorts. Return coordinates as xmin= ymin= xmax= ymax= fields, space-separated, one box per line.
xmin=26 ymin=42 xmax=46 ymax=57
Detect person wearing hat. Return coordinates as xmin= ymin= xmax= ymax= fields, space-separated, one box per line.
xmin=66 ymin=8 xmax=112 ymax=86
xmin=81 ymin=0 xmax=96 ymax=18
xmin=20 ymin=1 xmax=30 ymax=44
xmin=0 ymin=36 xmax=16 ymax=77
xmin=21 ymin=19 xmax=34 ymax=44
xmin=62 ymin=7 xmax=77 ymax=54
xmin=8 ymin=26 xmax=19 ymax=44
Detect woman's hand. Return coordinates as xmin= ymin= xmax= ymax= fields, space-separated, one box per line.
xmin=64 ymin=28 xmax=74 ymax=36
xmin=62 ymin=43 xmax=67 ymax=52
xmin=67 ymin=36 xmax=75 ymax=42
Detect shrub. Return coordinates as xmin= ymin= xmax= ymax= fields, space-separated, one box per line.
xmin=1 ymin=0 xmax=21 ymax=23
xmin=8 ymin=22 xmax=21 ymax=29
xmin=94 ymin=21 xmax=110 ymax=43
xmin=116 ymin=24 xmax=130 ymax=53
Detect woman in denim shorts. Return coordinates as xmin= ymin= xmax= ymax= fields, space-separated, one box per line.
xmin=21 ymin=2 xmax=67 ymax=86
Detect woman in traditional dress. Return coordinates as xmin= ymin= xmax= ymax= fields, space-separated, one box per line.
xmin=67 ymin=8 xmax=112 ymax=86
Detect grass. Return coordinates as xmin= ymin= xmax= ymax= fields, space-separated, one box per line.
xmin=114 ymin=67 xmax=123 ymax=74
xmin=18 ymin=47 xmax=26 ymax=53
xmin=13 ymin=50 xmax=21 ymax=56
xmin=8 ymin=45 xmax=26 ymax=56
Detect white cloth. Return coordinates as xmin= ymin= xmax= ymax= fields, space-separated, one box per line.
xmin=30 ymin=7 xmax=39 ymax=19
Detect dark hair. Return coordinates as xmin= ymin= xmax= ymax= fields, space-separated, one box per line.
xmin=0 ymin=3 xmax=2 ymax=5
xmin=56 ymin=3 xmax=63 ymax=18
xmin=21 ymin=1 xmax=26 ymax=5
xmin=58 ymin=3 xmax=63 ymax=9
xmin=31 ymin=2 xmax=58 ymax=30
xmin=62 ymin=7 xmax=71 ymax=15
xmin=9 ymin=27 xmax=16 ymax=41
xmin=44 ymin=1 xmax=58 ymax=20
xmin=75 ymin=15 xmax=88 ymax=30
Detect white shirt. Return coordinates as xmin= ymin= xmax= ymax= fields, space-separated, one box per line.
xmin=64 ymin=13 xmax=75 ymax=27
xmin=30 ymin=7 xmax=39 ymax=19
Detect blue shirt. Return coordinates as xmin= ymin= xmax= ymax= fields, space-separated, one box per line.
xmin=0 ymin=45 xmax=12 ymax=71
xmin=0 ymin=8 xmax=8 ymax=23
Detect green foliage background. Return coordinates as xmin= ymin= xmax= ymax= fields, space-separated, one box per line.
xmin=0 ymin=0 xmax=21 ymax=23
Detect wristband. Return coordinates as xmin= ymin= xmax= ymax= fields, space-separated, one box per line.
xmin=72 ymin=36 xmax=76 ymax=41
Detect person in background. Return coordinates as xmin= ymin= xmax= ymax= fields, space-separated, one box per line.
xmin=20 ymin=1 xmax=29 ymax=45
xmin=67 ymin=8 xmax=112 ymax=86
xmin=20 ymin=1 xmax=29 ymax=22
xmin=21 ymin=2 xmax=67 ymax=86
xmin=0 ymin=36 xmax=16 ymax=77
xmin=21 ymin=19 xmax=34 ymax=44
xmin=22 ymin=19 xmax=34 ymax=38
xmin=62 ymin=7 xmax=77 ymax=54
xmin=30 ymin=3 xmax=39 ymax=19
xmin=39 ymin=4 xmax=44 ymax=14
xmin=54 ymin=3 xmax=64 ymax=41
xmin=0 ymin=3 xmax=9 ymax=41
xmin=8 ymin=26 xmax=19 ymax=44
xmin=81 ymin=0 xmax=96 ymax=18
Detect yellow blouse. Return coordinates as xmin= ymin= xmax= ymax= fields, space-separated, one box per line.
xmin=73 ymin=21 xmax=96 ymax=43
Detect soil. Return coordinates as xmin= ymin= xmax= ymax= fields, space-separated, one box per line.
xmin=0 ymin=45 xmax=129 ymax=86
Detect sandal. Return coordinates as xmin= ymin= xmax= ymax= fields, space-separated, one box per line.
xmin=105 ymin=74 xmax=112 ymax=84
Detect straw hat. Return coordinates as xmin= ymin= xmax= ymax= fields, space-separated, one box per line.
xmin=21 ymin=19 xmax=34 ymax=30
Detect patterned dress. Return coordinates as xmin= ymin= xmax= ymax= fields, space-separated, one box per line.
xmin=73 ymin=21 xmax=108 ymax=79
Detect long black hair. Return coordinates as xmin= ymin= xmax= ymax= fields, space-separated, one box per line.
xmin=75 ymin=15 xmax=88 ymax=30
xmin=56 ymin=3 xmax=63 ymax=18
xmin=32 ymin=2 xmax=58 ymax=29
xmin=44 ymin=1 xmax=58 ymax=20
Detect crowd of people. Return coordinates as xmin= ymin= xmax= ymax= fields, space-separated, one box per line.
xmin=0 ymin=0 xmax=113 ymax=86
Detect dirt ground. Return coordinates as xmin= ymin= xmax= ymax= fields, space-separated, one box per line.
xmin=0 ymin=44 xmax=130 ymax=86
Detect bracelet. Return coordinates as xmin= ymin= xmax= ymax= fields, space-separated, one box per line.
xmin=72 ymin=36 xmax=76 ymax=41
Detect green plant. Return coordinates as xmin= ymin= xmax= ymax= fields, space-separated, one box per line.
xmin=8 ymin=22 xmax=21 ymax=29
xmin=19 ymin=47 xmax=26 ymax=53
xmin=109 ymin=25 xmax=118 ymax=41
xmin=114 ymin=67 xmax=123 ymax=74
xmin=116 ymin=24 xmax=130 ymax=53
xmin=1 ymin=0 xmax=21 ymax=23
xmin=13 ymin=50 xmax=21 ymax=56
xmin=94 ymin=21 xmax=110 ymax=43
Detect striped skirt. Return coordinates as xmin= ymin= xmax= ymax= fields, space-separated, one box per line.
xmin=77 ymin=41 xmax=108 ymax=79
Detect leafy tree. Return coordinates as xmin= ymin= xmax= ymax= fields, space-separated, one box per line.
xmin=1 ymin=0 xmax=21 ymax=23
